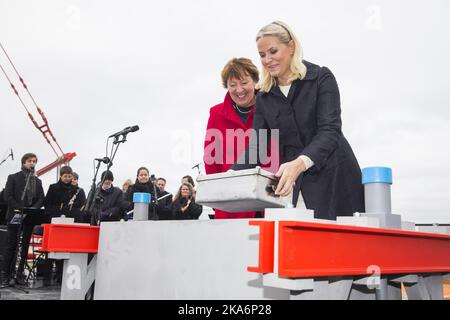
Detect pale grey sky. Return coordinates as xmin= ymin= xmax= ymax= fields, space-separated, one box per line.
xmin=1 ymin=0 xmax=449 ymax=223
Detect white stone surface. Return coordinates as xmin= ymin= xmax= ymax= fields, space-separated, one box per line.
xmin=94 ymin=219 xmax=289 ymax=300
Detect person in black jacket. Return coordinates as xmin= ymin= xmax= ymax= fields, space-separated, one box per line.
xmin=44 ymin=166 xmax=85 ymax=222
xmin=0 ymin=188 xmax=7 ymax=225
xmin=172 ymin=182 xmax=202 ymax=220
xmin=0 ymin=153 xmax=45 ymax=287
xmin=231 ymin=21 xmax=364 ymax=221
xmin=87 ymin=170 xmax=126 ymax=224
xmin=156 ymin=177 xmax=173 ymax=220
xmin=124 ymin=167 xmax=167 ymax=220
xmin=71 ymin=171 xmax=87 ymax=218
xmin=43 ymin=165 xmax=85 ymax=284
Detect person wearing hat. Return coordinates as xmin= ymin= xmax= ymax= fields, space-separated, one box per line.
xmin=87 ymin=170 xmax=126 ymax=225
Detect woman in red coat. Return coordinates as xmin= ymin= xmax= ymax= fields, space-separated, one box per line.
xmin=203 ymin=58 xmax=260 ymax=219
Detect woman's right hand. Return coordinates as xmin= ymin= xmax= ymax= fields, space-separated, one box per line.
xmin=274 ymin=157 xmax=306 ymax=196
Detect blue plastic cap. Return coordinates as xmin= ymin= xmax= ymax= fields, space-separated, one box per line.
xmin=133 ymin=192 xmax=151 ymax=204
xmin=362 ymin=167 xmax=393 ymax=185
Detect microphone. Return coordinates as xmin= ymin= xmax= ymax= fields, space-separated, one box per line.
xmin=108 ymin=125 xmax=139 ymax=138
xmin=95 ymin=157 xmax=111 ymax=164
xmin=10 ymin=148 xmax=14 ymax=160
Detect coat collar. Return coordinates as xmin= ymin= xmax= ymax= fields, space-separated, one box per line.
xmin=302 ymin=60 xmax=320 ymax=80
xmin=221 ymin=92 xmax=254 ymax=128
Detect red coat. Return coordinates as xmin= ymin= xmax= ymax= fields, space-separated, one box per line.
xmin=203 ymin=93 xmax=257 ymax=219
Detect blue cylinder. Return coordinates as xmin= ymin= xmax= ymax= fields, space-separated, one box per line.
xmin=133 ymin=192 xmax=151 ymax=204
xmin=362 ymin=167 xmax=392 ymax=185
xmin=362 ymin=167 xmax=392 ymax=215
xmin=133 ymin=193 xmax=151 ymax=221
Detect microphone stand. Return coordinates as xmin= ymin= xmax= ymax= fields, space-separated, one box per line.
xmin=86 ymin=133 xmax=129 ymax=226
xmin=0 ymin=152 xmax=13 ymax=166
xmin=192 ymin=163 xmax=201 ymax=176
xmin=85 ymin=158 xmax=106 ymax=226
xmin=151 ymin=178 xmax=159 ymax=220
xmin=11 ymin=169 xmax=34 ymax=293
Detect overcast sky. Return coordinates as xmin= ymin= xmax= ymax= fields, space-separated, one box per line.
xmin=0 ymin=0 xmax=449 ymax=223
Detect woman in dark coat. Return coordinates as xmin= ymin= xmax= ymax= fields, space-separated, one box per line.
xmin=232 ymin=21 xmax=364 ymax=220
xmin=172 ymin=182 xmax=202 ymax=220
xmin=124 ymin=167 xmax=160 ymax=220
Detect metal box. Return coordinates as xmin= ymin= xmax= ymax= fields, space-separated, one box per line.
xmin=196 ymin=167 xmax=292 ymax=212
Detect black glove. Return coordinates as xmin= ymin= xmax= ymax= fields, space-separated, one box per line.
xmin=100 ymin=210 xmax=111 ymax=220
xmin=180 ymin=197 xmax=188 ymax=206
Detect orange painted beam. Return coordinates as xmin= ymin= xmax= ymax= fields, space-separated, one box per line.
xmin=247 ymin=221 xmax=274 ymax=273
xmin=277 ymin=221 xmax=450 ymax=278
xmin=444 ymin=280 xmax=450 ymax=300
xmin=41 ymin=223 xmax=99 ymax=253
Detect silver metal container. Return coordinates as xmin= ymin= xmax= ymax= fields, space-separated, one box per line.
xmin=196 ymin=167 xmax=292 ymax=212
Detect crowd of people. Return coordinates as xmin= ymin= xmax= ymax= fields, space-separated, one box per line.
xmin=0 ymin=152 xmax=202 ymax=288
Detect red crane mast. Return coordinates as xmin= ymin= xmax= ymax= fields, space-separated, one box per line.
xmin=0 ymin=42 xmax=77 ymax=176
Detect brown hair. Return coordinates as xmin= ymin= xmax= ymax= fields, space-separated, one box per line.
xmin=136 ymin=167 xmax=149 ymax=177
xmin=21 ymin=153 xmax=37 ymax=165
xmin=221 ymin=57 xmax=259 ymax=89
xmin=173 ymin=182 xmax=195 ymax=204
xmin=182 ymin=175 xmax=195 ymax=188
xmin=60 ymin=165 xmax=73 ymax=176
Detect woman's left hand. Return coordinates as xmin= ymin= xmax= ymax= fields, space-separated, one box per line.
xmin=274 ymin=157 xmax=306 ymax=196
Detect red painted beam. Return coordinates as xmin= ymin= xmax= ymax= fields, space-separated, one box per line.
xmin=36 ymin=152 xmax=77 ymax=177
xmin=247 ymin=221 xmax=274 ymax=273
xmin=41 ymin=223 xmax=99 ymax=253
xmin=277 ymin=221 xmax=450 ymax=278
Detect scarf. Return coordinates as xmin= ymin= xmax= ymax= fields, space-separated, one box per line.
xmin=21 ymin=167 xmax=36 ymax=207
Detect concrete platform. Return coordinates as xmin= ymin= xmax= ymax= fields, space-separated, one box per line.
xmin=0 ymin=285 xmax=61 ymax=300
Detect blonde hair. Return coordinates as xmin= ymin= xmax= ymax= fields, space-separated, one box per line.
xmin=122 ymin=179 xmax=133 ymax=191
xmin=256 ymin=21 xmax=307 ymax=92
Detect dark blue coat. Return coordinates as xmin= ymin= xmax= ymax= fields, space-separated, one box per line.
xmin=232 ymin=60 xmax=365 ymax=220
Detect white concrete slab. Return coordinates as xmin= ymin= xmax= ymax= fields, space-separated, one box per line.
xmin=94 ymin=219 xmax=289 ymax=300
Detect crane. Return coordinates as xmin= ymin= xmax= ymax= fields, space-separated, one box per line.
xmin=0 ymin=42 xmax=76 ymax=176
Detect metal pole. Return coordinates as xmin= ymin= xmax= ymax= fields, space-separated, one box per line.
xmin=362 ymin=167 xmax=393 ymax=300
xmin=133 ymin=193 xmax=151 ymax=221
